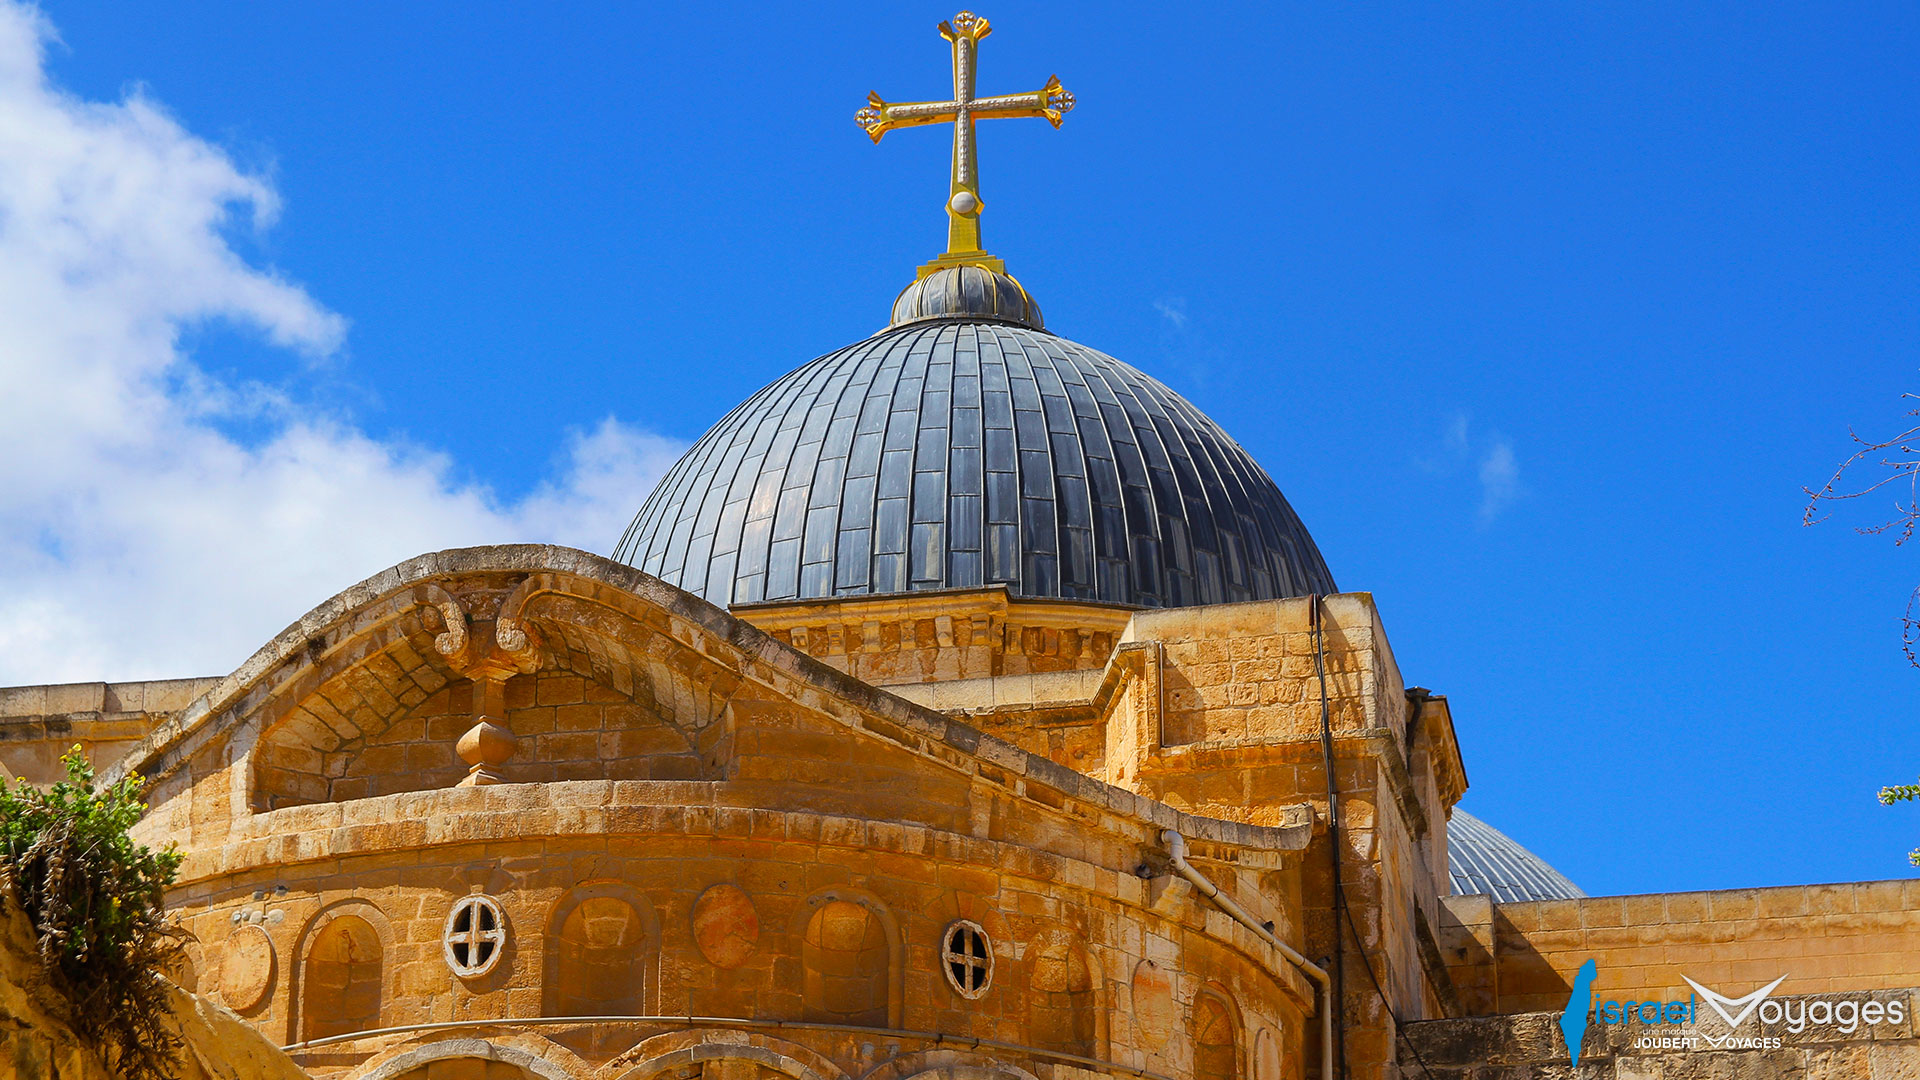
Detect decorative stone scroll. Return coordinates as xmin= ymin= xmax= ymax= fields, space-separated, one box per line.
xmin=412 ymin=582 xmax=469 ymax=659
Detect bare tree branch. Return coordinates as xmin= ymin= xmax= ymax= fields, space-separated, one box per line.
xmin=1804 ymin=393 xmax=1920 ymax=666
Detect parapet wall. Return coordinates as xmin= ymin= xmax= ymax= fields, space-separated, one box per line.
xmin=1440 ymin=880 xmax=1920 ymax=1015
xmin=0 ymin=678 xmax=217 ymax=783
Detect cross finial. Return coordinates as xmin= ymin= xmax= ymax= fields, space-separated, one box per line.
xmin=857 ymin=11 xmax=1074 ymax=278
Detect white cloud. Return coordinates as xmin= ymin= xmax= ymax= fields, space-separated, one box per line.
xmin=1419 ymin=413 xmax=1522 ymax=524
xmin=1477 ymin=438 xmax=1520 ymax=523
xmin=1153 ymin=297 xmax=1189 ymax=329
xmin=0 ymin=3 xmax=684 ymax=684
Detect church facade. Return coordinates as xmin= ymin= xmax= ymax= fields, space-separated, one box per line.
xmin=1 ymin=11 xmax=1917 ymax=1080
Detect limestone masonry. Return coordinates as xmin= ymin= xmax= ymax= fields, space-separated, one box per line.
xmin=1 ymin=545 xmax=1913 ymax=1080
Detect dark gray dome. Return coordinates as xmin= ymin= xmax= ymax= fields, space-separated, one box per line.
xmin=613 ymin=321 xmax=1335 ymax=609
xmin=1447 ymin=810 xmax=1585 ymax=903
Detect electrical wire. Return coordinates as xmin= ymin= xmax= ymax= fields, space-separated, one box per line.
xmin=1312 ymin=595 xmax=1438 ymax=1080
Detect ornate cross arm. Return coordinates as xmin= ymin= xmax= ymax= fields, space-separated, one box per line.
xmin=856 ymin=77 xmax=1074 ymax=143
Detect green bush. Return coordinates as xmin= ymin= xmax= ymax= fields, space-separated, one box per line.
xmin=1881 ymin=776 xmax=1920 ymax=867
xmin=0 ymin=748 xmax=186 ymax=1080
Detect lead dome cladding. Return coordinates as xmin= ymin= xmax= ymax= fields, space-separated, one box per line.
xmin=613 ymin=321 xmax=1335 ymax=609
xmin=1446 ymin=810 xmax=1585 ymax=903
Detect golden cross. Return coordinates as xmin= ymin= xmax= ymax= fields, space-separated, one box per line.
xmin=857 ymin=11 xmax=1073 ymax=277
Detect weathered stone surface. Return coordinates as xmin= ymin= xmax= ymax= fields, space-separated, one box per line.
xmin=691 ymin=883 xmax=760 ymax=970
xmin=217 ymin=924 xmax=276 ymax=1012
xmin=0 ymin=904 xmax=310 ymax=1079
xmin=1405 ymin=1002 xmax=1920 ymax=1080
xmin=3 ymin=545 xmax=1913 ymax=1080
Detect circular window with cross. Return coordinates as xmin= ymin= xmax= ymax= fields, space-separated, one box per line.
xmin=941 ymin=919 xmax=993 ymax=999
xmin=443 ymin=894 xmax=506 ymax=978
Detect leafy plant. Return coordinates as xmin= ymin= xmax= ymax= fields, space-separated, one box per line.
xmin=1880 ymin=777 xmax=1920 ymax=867
xmin=0 ymin=747 xmax=186 ymax=1080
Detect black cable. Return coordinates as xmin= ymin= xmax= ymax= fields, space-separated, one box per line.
xmin=1313 ymin=595 xmax=1437 ymax=1080
xmin=1335 ymin=896 xmax=1439 ymax=1080
xmin=1310 ymin=595 xmax=1348 ymax=1080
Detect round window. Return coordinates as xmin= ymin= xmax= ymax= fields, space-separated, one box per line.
xmin=941 ymin=919 xmax=993 ymax=999
xmin=443 ymin=894 xmax=506 ymax=978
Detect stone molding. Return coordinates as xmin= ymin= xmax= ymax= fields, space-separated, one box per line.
xmin=118 ymin=546 xmax=1312 ymax=857
xmin=348 ymin=1037 xmax=583 ymax=1080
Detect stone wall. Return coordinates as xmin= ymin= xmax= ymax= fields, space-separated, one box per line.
xmin=166 ymin=780 xmax=1312 ymax=1080
xmin=109 ymin=549 xmax=1326 ymax=1080
xmin=871 ymin=589 xmax=1477 ymax=1080
xmin=1401 ymin=990 xmax=1920 ymax=1079
xmin=1098 ymin=595 xmax=1469 ymax=1077
xmin=253 ymin=670 xmax=720 ymax=807
xmin=1440 ymin=882 xmax=1920 ymax=1015
xmin=0 ymin=677 xmax=215 ymax=783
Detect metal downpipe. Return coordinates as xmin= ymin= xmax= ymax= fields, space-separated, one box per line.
xmin=1164 ymin=829 xmax=1335 ymax=1080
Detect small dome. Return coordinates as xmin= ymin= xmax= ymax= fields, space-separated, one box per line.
xmin=890 ymin=265 xmax=1044 ymax=331
xmin=614 ymin=321 xmax=1334 ymax=609
xmin=1447 ymin=810 xmax=1585 ymax=903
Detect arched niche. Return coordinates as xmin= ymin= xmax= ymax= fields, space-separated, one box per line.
xmin=542 ymin=882 xmax=659 ymax=1017
xmin=248 ymin=587 xmax=470 ymax=810
xmin=297 ymin=905 xmax=386 ymax=1042
xmin=1193 ymin=988 xmax=1241 ymax=1080
xmin=1028 ymin=931 xmax=1098 ymax=1057
xmin=383 ymin=1062 xmax=538 ymax=1080
xmin=1252 ymin=1023 xmax=1286 ymax=1080
xmin=792 ymin=889 xmax=902 ymax=1028
xmin=865 ymin=1052 xmax=1040 ymax=1080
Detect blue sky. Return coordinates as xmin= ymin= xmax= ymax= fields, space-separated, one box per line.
xmin=8 ymin=1 xmax=1919 ymax=896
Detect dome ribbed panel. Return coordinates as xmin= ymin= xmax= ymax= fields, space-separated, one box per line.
xmin=613 ymin=323 xmax=1336 ymax=609
xmin=1446 ymin=810 xmax=1586 ymax=903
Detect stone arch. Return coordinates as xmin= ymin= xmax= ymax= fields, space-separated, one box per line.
xmin=293 ymin=900 xmax=393 ymax=1044
xmin=1192 ymin=987 xmax=1241 ymax=1080
xmin=1027 ymin=931 xmax=1098 ymax=1057
xmin=542 ymin=881 xmax=659 ymax=1017
xmin=350 ymin=1038 xmax=581 ymax=1080
xmin=791 ymin=888 xmax=902 ymax=1028
xmin=247 ymin=586 xmax=472 ymax=810
xmin=606 ymin=1029 xmax=844 ymax=1080
xmin=861 ymin=1051 xmax=1041 ymax=1080
xmin=495 ymin=574 xmax=741 ymax=777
